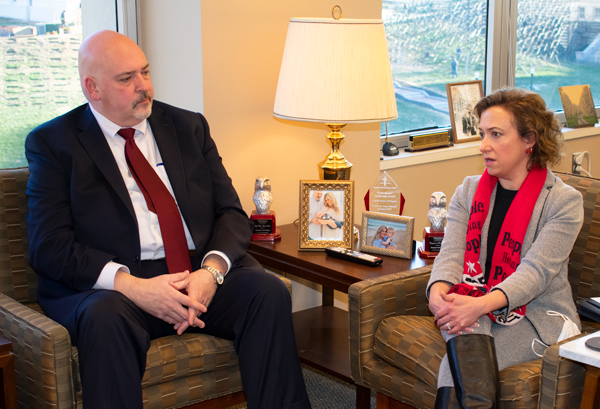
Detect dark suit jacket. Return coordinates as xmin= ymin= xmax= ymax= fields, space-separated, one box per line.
xmin=25 ymin=101 xmax=254 ymax=318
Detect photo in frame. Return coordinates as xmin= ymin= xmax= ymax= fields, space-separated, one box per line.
xmin=299 ymin=180 xmax=354 ymax=250
xmin=558 ymin=84 xmax=599 ymax=128
xmin=359 ymin=211 xmax=414 ymax=259
xmin=446 ymin=80 xmax=484 ymax=143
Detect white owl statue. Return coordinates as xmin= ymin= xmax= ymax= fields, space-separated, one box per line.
xmin=427 ymin=191 xmax=447 ymax=232
xmin=253 ymin=177 xmax=273 ymax=215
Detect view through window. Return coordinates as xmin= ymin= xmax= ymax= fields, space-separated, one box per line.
xmin=515 ymin=0 xmax=600 ymax=111
xmin=0 ymin=2 xmax=85 ymax=168
xmin=383 ymin=0 xmax=600 ymax=136
xmin=381 ymin=0 xmax=487 ymax=136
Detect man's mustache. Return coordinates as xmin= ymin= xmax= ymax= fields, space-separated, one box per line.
xmin=133 ymin=92 xmax=152 ymax=108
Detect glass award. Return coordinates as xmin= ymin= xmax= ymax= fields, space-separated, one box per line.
xmin=367 ymin=172 xmax=402 ymax=215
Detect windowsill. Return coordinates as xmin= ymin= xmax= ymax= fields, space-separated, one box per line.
xmin=380 ymin=125 xmax=600 ymax=170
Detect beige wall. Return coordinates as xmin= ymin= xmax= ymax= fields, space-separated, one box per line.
xmin=386 ymin=134 xmax=600 ymax=236
xmin=198 ymin=1 xmax=384 ymax=311
xmin=387 ymin=155 xmax=483 ymax=236
xmin=201 ymin=1 xmax=383 ymax=226
xmin=558 ymin=135 xmax=599 ymax=175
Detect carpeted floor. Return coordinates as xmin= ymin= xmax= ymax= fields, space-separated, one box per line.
xmin=229 ymin=364 xmax=376 ymax=408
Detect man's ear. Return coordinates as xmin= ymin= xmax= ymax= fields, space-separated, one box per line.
xmin=84 ymin=77 xmax=100 ymax=101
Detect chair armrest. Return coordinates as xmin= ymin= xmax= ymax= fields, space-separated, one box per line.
xmin=348 ymin=265 xmax=433 ymax=386
xmin=0 ymin=293 xmax=75 ymax=408
xmin=538 ymin=332 xmax=589 ymax=409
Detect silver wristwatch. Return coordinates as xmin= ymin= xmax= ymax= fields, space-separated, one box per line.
xmin=202 ymin=265 xmax=224 ymax=285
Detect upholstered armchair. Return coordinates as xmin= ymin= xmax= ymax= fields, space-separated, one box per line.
xmin=0 ymin=167 xmax=293 ymax=409
xmin=349 ymin=172 xmax=600 ymax=409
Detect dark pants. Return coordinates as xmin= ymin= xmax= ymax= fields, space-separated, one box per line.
xmin=41 ymin=254 xmax=310 ymax=409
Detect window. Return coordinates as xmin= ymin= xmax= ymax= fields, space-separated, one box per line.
xmin=516 ymin=0 xmax=600 ymax=112
xmin=383 ymin=0 xmax=600 ymax=141
xmin=381 ymin=0 xmax=487 ymax=136
xmin=0 ymin=0 xmax=130 ymax=169
xmin=0 ymin=7 xmax=85 ymax=168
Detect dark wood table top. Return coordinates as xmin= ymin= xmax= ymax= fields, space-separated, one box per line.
xmin=247 ymin=223 xmax=433 ymax=294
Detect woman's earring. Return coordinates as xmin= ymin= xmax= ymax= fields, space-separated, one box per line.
xmin=526 ymin=147 xmax=533 ymax=155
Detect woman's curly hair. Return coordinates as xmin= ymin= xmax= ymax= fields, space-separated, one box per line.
xmin=474 ymin=88 xmax=563 ymax=170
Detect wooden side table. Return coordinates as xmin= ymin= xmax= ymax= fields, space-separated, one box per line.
xmin=248 ymin=223 xmax=433 ymax=409
xmin=559 ymin=332 xmax=600 ymax=409
xmin=0 ymin=335 xmax=16 ymax=409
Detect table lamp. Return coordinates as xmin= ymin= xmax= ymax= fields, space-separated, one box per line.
xmin=273 ymin=11 xmax=398 ymax=180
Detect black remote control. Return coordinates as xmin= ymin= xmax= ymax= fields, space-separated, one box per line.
xmin=325 ymin=247 xmax=383 ymax=267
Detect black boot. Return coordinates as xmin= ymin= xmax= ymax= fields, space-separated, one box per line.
xmin=434 ymin=387 xmax=459 ymax=409
xmin=446 ymin=334 xmax=500 ymax=409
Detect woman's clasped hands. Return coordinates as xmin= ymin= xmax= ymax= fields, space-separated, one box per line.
xmin=429 ymin=283 xmax=481 ymax=336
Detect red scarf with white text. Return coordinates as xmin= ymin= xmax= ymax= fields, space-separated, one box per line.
xmin=447 ymin=168 xmax=547 ymax=325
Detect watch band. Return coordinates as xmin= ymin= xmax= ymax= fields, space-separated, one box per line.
xmin=202 ymin=265 xmax=224 ymax=285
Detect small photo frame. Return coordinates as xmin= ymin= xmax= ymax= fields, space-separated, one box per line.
xmin=359 ymin=211 xmax=414 ymax=259
xmin=299 ymin=180 xmax=354 ymax=250
xmin=558 ymin=84 xmax=599 ymax=128
xmin=446 ymin=80 xmax=484 ymax=143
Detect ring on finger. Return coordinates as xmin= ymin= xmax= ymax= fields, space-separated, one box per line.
xmin=446 ymin=322 xmax=452 ymax=331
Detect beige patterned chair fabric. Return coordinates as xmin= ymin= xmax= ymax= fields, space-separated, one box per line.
xmin=0 ymin=167 xmax=293 ymax=409
xmin=349 ymin=171 xmax=600 ymax=409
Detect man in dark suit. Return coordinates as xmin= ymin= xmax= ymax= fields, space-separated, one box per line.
xmin=25 ymin=30 xmax=310 ymax=409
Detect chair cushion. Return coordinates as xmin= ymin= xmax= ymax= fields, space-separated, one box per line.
xmin=143 ymin=333 xmax=239 ymax=387
xmin=71 ymin=333 xmax=239 ymax=390
xmin=374 ymin=316 xmax=542 ymax=408
xmin=499 ymin=359 xmax=542 ymax=409
xmin=374 ymin=315 xmax=445 ymax=389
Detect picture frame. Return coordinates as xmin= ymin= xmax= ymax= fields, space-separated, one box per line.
xmin=558 ymin=84 xmax=599 ymax=129
xmin=299 ymin=180 xmax=354 ymax=250
xmin=359 ymin=211 xmax=414 ymax=259
xmin=446 ymin=80 xmax=484 ymax=143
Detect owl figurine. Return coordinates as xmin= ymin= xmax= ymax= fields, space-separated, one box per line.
xmin=427 ymin=191 xmax=447 ymax=232
xmin=253 ymin=177 xmax=273 ymax=215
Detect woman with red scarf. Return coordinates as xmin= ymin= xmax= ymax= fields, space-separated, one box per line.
xmin=428 ymin=88 xmax=583 ymax=408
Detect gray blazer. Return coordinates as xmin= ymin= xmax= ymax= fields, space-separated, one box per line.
xmin=427 ymin=169 xmax=583 ymax=345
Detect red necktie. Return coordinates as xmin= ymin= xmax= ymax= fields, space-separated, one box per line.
xmin=118 ymin=128 xmax=192 ymax=275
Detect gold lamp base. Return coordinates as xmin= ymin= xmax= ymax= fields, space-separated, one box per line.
xmin=319 ymin=124 xmax=352 ymax=180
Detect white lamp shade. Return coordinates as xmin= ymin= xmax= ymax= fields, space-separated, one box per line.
xmin=274 ymin=18 xmax=398 ymax=124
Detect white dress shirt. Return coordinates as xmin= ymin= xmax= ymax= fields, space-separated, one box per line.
xmin=89 ymin=105 xmax=231 ymax=290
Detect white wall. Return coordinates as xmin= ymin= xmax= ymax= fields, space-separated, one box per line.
xmin=81 ymin=0 xmax=116 ymax=39
xmin=139 ymin=0 xmax=203 ymax=113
